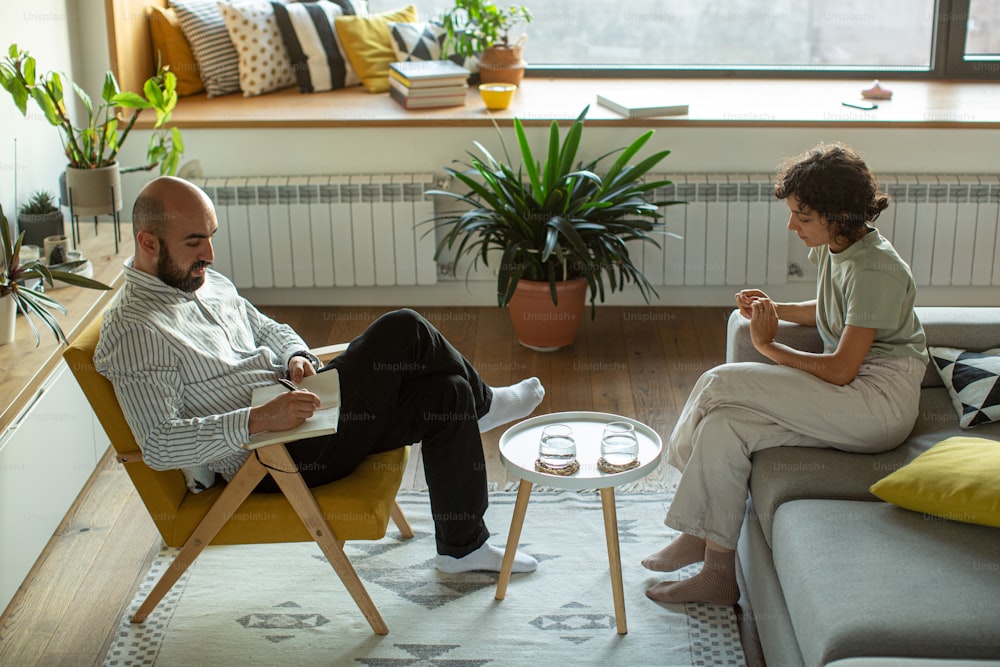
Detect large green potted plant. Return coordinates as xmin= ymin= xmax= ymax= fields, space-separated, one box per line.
xmin=440 ymin=0 xmax=532 ymax=85
xmin=0 ymin=44 xmax=184 ymax=216
xmin=0 ymin=204 xmax=111 ymax=346
xmin=428 ymin=105 xmax=680 ymax=350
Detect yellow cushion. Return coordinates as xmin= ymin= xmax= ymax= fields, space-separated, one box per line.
xmin=870 ymin=436 xmax=1000 ymax=528
xmin=147 ymin=5 xmax=205 ymax=97
xmin=334 ymin=5 xmax=418 ymax=93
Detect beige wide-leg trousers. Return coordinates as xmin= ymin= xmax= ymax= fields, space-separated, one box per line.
xmin=665 ymin=356 xmax=926 ymax=549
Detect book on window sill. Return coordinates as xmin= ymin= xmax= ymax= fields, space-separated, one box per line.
xmin=389 ymin=60 xmax=470 ymax=88
xmin=245 ymin=369 xmax=341 ymax=450
xmin=390 ymin=85 xmax=467 ymax=109
xmin=389 ymin=76 xmax=468 ymax=99
xmin=595 ymin=92 xmax=689 ymax=118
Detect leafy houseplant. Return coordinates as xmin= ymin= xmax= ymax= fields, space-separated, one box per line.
xmin=428 ymin=105 xmax=680 ymax=349
xmin=441 ymin=0 xmax=533 ymax=58
xmin=0 ymin=44 xmax=184 ymax=175
xmin=17 ymin=190 xmax=64 ymax=248
xmin=440 ymin=0 xmax=532 ymax=84
xmin=0 ymin=204 xmax=111 ymax=346
xmin=1 ymin=44 xmax=185 ymax=217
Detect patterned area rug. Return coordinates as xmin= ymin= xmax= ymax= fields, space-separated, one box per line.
xmin=104 ymin=491 xmax=746 ymax=666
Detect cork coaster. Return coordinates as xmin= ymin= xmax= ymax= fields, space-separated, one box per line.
xmin=534 ymin=458 xmax=580 ymax=476
xmin=597 ymin=457 xmax=639 ymax=474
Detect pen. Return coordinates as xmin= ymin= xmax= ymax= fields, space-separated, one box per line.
xmin=277 ymin=378 xmax=298 ymax=392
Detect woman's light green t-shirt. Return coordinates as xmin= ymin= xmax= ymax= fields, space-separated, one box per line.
xmin=808 ymin=229 xmax=928 ymax=362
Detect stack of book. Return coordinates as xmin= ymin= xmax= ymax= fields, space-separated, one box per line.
xmin=388 ymin=60 xmax=470 ymax=110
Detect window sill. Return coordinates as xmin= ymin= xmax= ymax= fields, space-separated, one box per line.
xmin=141 ymin=76 xmax=1000 ymax=130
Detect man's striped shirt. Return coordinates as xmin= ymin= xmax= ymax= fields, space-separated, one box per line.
xmin=94 ymin=261 xmax=312 ymax=481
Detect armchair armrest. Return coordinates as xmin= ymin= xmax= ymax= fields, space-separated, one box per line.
xmin=311 ymin=343 xmax=350 ymax=363
xmin=725 ymin=310 xmax=825 ymax=364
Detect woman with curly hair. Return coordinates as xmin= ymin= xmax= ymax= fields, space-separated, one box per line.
xmin=643 ymin=143 xmax=928 ymax=605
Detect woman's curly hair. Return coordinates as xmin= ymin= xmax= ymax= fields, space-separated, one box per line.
xmin=774 ymin=143 xmax=889 ymax=247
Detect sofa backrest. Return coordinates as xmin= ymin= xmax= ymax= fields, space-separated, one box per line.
xmin=726 ymin=306 xmax=1000 ymax=387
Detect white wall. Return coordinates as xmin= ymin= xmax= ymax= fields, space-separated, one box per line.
xmin=0 ymin=1 xmax=77 ymax=222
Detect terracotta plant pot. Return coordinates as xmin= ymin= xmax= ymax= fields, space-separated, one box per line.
xmin=64 ymin=164 xmax=122 ymax=217
xmin=507 ymin=277 xmax=588 ymax=351
xmin=478 ymin=45 xmax=525 ymax=86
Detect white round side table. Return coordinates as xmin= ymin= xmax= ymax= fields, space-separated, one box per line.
xmin=495 ymin=411 xmax=663 ymax=634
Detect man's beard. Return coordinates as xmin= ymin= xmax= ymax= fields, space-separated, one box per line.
xmin=156 ymin=243 xmax=209 ymax=292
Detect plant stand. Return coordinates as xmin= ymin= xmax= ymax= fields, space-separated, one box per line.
xmin=66 ymin=172 xmax=122 ymax=255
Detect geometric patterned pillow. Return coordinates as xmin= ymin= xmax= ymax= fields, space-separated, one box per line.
xmin=219 ymin=0 xmax=296 ymax=97
xmin=171 ymin=0 xmax=242 ymax=97
xmin=271 ymin=0 xmax=362 ymax=92
xmin=930 ymin=346 xmax=1000 ymax=428
xmin=388 ymin=21 xmax=446 ymax=61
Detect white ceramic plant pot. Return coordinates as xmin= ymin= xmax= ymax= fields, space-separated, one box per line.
xmin=64 ymin=164 xmax=123 ymax=217
xmin=0 ymin=294 xmax=16 ymax=346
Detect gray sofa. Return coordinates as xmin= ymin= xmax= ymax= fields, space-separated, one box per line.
xmin=728 ymin=306 xmax=1000 ymax=667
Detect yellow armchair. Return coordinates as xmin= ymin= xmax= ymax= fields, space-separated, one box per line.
xmin=64 ymin=316 xmax=412 ymax=635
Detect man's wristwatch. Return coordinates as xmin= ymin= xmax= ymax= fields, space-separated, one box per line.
xmin=288 ymin=351 xmax=320 ymax=369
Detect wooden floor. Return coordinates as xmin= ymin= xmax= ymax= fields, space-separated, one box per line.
xmin=0 ymin=305 xmax=731 ymax=666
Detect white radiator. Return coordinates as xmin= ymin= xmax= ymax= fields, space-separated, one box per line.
xmin=192 ymin=173 xmax=1000 ymax=291
xmin=640 ymin=173 xmax=1000 ymax=288
xmin=192 ymin=175 xmax=438 ymax=288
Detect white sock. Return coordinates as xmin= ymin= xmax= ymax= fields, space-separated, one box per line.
xmin=478 ymin=377 xmax=545 ymax=433
xmin=435 ymin=543 xmax=538 ymax=574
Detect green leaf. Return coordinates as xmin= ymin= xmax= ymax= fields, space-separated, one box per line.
xmin=111 ymin=91 xmax=149 ymax=108
xmin=514 ymin=117 xmax=541 ymax=202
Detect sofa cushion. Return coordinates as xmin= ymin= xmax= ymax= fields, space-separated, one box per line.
xmin=772 ymin=499 xmax=1000 ymax=665
xmin=870 ymin=436 xmax=1000 ymax=528
xmin=749 ymin=387 xmax=1000 ymax=546
xmin=929 ymin=346 xmax=1000 ymax=427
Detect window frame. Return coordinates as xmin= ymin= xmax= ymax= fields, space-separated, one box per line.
xmin=522 ymin=0 xmax=997 ymax=81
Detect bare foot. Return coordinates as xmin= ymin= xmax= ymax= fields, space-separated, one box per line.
xmin=645 ymin=548 xmax=739 ymax=605
xmin=641 ymin=533 xmax=705 ymax=572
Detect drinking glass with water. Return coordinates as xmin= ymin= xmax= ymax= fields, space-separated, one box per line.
xmin=598 ymin=421 xmax=639 ymax=472
xmin=535 ymin=423 xmax=579 ymax=475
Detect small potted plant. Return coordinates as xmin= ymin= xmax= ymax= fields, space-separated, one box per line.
xmin=0 ymin=204 xmax=111 ymax=346
xmin=428 ymin=105 xmax=681 ymax=350
xmin=440 ymin=0 xmax=532 ymax=85
xmin=0 ymin=43 xmax=185 ymax=217
xmin=17 ymin=190 xmax=64 ymax=248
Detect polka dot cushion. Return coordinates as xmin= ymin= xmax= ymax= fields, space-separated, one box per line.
xmin=219 ymin=0 xmax=296 ymax=97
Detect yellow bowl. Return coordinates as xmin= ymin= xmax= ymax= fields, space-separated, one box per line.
xmin=479 ymin=83 xmax=517 ymax=110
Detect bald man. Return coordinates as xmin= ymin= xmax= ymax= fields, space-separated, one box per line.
xmin=95 ymin=176 xmax=543 ymax=573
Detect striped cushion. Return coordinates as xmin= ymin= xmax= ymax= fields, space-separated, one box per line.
xmin=172 ymin=0 xmax=242 ymax=97
xmin=272 ymin=0 xmax=365 ymax=92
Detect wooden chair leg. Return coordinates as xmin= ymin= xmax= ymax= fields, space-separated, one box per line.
xmin=131 ymin=452 xmax=269 ymax=623
xmin=257 ymin=444 xmax=389 ymax=636
xmin=391 ymin=501 xmax=414 ymax=539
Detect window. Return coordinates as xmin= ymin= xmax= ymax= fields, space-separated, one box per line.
xmin=370 ymin=0 xmax=1000 ymax=79
xmin=947 ymin=0 xmax=1000 ymax=76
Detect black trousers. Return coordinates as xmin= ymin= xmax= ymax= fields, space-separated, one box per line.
xmin=256 ymin=308 xmax=493 ymax=558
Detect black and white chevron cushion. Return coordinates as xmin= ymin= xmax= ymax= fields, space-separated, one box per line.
xmin=272 ymin=0 xmax=364 ymax=92
xmin=172 ymin=0 xmax=242 ymax=97
xmin=931 ymin=346 xmax=1000 ymax=428
xmin=388 ymin=21 xmax=446 ymax=62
